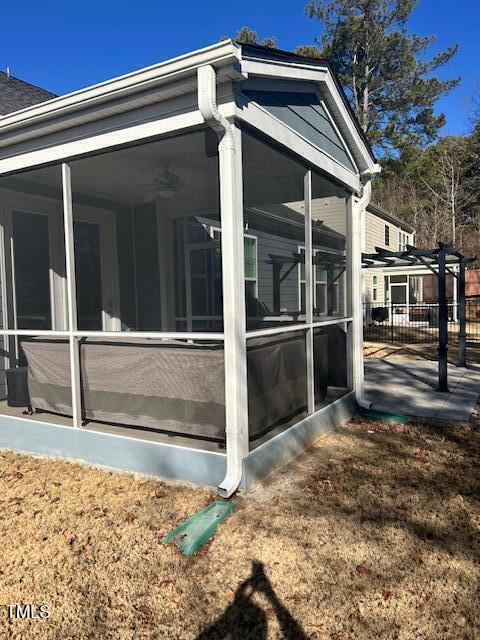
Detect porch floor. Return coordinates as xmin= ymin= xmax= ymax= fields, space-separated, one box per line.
xmin=364 ymin=358 xmax=480 ymax=422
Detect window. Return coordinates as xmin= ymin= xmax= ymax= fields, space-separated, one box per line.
xmin=1 ymin=166 xmax=66 ymax=331
xmin=212 ymin=227 xmax=258 ymax=307
xmin=399 ymin=231 xmax=409 ymax=252
xmin=372 ymin=274 xmax=378 ymax=302
xmin=384 ymin=224 xmax=390 ymax=246
xmin=298 ymin=247 xmax=329 ymax=315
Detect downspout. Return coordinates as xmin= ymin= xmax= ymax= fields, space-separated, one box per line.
xmin=197 ymin=65 xmax=248 ymax=498
xmin=350 ymin=176 xmax=374 ymax=409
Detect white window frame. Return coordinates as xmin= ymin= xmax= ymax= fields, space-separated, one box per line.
xmin=210 ymin=226 xmax=258 ymax=298
xmin=299 ymin=245 xmax=340 ymax=316
xmin=1 ymin=190 xmax=67 ymax=332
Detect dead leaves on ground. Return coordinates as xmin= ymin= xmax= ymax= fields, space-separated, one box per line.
xmin=356 ymin=564 xmax=373 ymax=576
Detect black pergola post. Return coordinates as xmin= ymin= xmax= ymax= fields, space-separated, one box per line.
xmin=272 ymin=263 xmax=281 ymax=314
xmin=458 ymin=259 xmax=467 ymax=367
xmin=437 ymin=248 xmax=449 ymax=391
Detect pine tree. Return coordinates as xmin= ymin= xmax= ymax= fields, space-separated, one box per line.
xmin=233 ymin=27 xmax=278 ymax=49
xmin=296 ymin=0 xmax=459 ymax=153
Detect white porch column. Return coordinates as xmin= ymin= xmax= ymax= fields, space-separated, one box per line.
xmin=62 ymin=163 xmax=82 ymax=429
xmin=218 ymin=123 xmax=249 ymax=497
xmin=304 ymin=171 xmax=315 ymax=414
xmin=348 ymin=182 xmax=371 ymax=407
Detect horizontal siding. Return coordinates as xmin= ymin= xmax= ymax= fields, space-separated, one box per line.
xmin=363 ymin=211 xmax=414 ymax=304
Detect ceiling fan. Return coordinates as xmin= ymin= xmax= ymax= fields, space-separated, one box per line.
xmin=137 ymin=166 xmax=182 ymax=201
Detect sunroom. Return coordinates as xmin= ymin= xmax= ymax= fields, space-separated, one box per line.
xmin=0 ymin=41 xmax=378 ymax=496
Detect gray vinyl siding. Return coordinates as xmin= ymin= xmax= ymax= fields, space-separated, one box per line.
xmin=242 ymin=89 xmax=356 ymax=173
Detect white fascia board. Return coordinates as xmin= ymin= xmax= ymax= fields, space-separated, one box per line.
xmin=0 ymin=40 xmax=242 ymax=136
xmin=241 ymin=58 xmax=329 ymax=83
xmin=239 ymin=57 xmax=378 ymax=177
xmin=237 ymin=99 xmax=360 ymax=192
xmin=323 ymin=75 xmax=379 ymax=176
xmin=0 ymin=110 xmax=205 ymax=175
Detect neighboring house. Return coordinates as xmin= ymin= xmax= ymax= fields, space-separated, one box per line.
xmin=0 ymin=41 xmax=379 ymax=496
xmin=363 ymin=202 xmax=457 ymax=317
xmin=0 ymin=70 xmax=56 ymax=115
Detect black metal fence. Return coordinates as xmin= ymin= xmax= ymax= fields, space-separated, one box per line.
xmin=363 ymin=301 xmax=480 ymax=344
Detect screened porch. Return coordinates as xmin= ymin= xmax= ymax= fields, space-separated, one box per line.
xmin=0 ymin=124 xmax=352 ymax=451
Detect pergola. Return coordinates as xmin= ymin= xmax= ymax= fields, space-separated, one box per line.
xmin=362 ymin=243 xmax=476 ymax=392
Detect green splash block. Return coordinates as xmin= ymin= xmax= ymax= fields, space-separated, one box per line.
xmin=359 ymin=407 xmax=408 ymax=424
xmin=162 ymin=500 xmax=236 ymax=557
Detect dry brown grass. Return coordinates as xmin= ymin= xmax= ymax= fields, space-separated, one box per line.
xmin=364 ymin=339 xmax=480 ymax=364
xmin=0 ymin=417 xmax=479 ymax=639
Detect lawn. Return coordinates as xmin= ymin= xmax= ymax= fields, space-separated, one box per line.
xmin=0 ymin=417 xmax=479 ymax=639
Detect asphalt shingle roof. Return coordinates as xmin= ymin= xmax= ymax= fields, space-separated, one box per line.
xmin=0 ymin=71 xmax=56 ymax=116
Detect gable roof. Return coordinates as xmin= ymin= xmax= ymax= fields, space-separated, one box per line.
xmin=239 ymin=43 xmax=376 ymax=164
xmin=0 ymin=40 xmax=379 ymax=185
xmin=0 ymin=71 xmax=56 ymax=116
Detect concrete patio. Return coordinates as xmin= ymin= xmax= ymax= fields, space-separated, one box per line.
xmin=364 ymin=358 xmax=480 ymax=422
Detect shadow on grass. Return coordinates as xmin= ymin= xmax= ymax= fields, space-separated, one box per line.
xmin=265 ymin=419 xmax=480 ymax=561
xmin=197 ymin=560 xmax=308 ymax=640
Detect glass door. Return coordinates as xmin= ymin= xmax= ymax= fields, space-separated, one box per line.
xmin=10 ymin=207 xmax=66 ymax=331
xmin=74 ymin=212 xmax=120 ymax=331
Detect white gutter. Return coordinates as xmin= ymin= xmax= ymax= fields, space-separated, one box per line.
xmin=198 ymin=65 xmax=248 ymax=498
xmin=350 ymin=179 xmax=373 ymax=410
xmin=0 ymin=40 xmax=241 ymax=136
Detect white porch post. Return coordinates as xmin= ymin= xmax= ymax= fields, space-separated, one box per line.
xmin=62 ymin=163 xmax=82 ymax=429
xmin=348 ymin=184 xmax=371 ymax=406
xmin=218 ymin=122 xmax=249 ymax=497
xmin=304 ymin=171 xmax=315 ymax=414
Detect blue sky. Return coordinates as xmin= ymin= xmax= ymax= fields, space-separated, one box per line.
xmin=2 ymin=1 xmax=478 ymax=135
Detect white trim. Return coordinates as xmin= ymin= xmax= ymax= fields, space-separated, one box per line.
xmin=304 ymin=171 xmax=314 ymax=414
xmin=246 ymin=316 xmax=352 ymax=339
xmin=0 ymin=111 xmax=205 ymax=176
xmin=62 ymin=163 xmax=82 ymax=429
xmin=323 ymin=74 xmax=379 ymax=175
xmin=0 ymin=329 xmax=224 ymax=340
xmin=318 ymin=98 xmax=358 ymax=173
xmin=0 ymin=40 xmax=241 ymax=133
xmin=312 ymin=316 xmax=352 ymax=328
